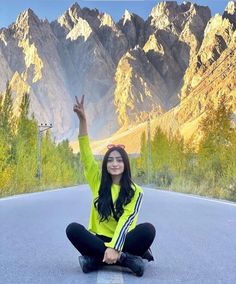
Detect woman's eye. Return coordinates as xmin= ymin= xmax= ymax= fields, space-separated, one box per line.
xmin=107 ymin=158 xmax=123 ymax=162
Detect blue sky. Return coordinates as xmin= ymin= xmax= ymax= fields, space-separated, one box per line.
xmin=0 ymin=0 xmax=232 ymax=28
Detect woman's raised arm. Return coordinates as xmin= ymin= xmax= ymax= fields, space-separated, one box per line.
xmin=73 ymin=95 xmax=101 ymax=192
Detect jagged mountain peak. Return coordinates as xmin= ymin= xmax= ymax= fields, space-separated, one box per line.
xmin=119 ymin=9 xmax=138 ymax=26
xmin=156 ymin=1 xmax=178 ymax=8
xmin=120 ymin=9 xmax=144 ymax=25
xmin=148 ymin=0 xmax=211 ymax=44
xmin=67 ymin=2 xmax=82 ymax=20
xmin=150 ymin=1 xmax=210 ymax=20
xmin=205 ymin=13 xmax=232 ymax=35
xmin=99 ymin=12 xmax=116 ymax=28
xmin=188 ymin=2 xmax=204 ymax=12
xmin=69 ymin=2 xmax=82 ymax=13
xmin=118 ymin=9 xmax=144 ymax=27
xmin=15 ymin=8 xmax=41 ymax=26
xmin=225 ymin=0 xmax=236 ymax=13
xmin=18 ymin=8 xmax=37 ymax=18
xmin=223 ymin=0 xmax=236 ymax=25
xmin=117 ymin=9 xmax=145 ymax=49
xmin=150 ymin=1 xmax=179 ymax=16
xmin=123 ymin=9 xmax=132 ymax=22
xmin=57 ymin=2 xmax=82 ymax=30
xmin=12 ymin=8 xmax=52 ymax=40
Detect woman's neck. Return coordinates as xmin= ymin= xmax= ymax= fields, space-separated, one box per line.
xmin=112 ymin=175 xmax=122 ymax=185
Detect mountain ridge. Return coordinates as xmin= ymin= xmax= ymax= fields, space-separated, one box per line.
xmin=0 ymin=1 xmax=235 ymax=152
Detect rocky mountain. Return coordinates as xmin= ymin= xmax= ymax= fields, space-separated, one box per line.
xmin=87 ymin=1 xmax=236 ymax=154
xmin=1 ymin=1 xmax=235 ymax=152
xmin=0 ymin=9 xmax=75 ymax=140
xmin=172 ymin=0 xmax=236 ymax=146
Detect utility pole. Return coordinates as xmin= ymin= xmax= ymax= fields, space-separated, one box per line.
xmin=36 ymin=123 xmax=53 ymax=181
xmin=147 ymin=115 xmax=151 ymax=185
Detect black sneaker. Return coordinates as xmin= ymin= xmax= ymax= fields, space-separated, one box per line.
xmin=78 ymin=255 xmax=100 ymax=273
xmin=142 ymin=248 xmax=154 ymax=262
xmin=119 ymin=252 xmax=144 ymax=277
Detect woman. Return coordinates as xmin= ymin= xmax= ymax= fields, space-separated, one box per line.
xmin=66 ymin=95 xmax=156 ymax=277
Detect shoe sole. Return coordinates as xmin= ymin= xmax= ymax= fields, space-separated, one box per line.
xmin=78 ymin=256 xmax=89 ymax=273
xmin=134 ymin=265 xmax=144 ymax=277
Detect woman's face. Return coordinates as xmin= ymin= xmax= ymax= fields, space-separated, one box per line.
xmin=107 ymin=150 xmax=124 ymax=176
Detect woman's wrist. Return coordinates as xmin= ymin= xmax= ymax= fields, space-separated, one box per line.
xmin=79 ymin=116 xmax=87 ymax=122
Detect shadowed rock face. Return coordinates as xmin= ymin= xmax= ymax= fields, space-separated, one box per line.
xmin=159 ymin=1 xmax=236 ymax=148
xmin=2 ymin=1 xmax=229 ymax=144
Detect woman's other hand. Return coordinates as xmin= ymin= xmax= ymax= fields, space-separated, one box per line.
xmin=73 ymin=95 xmax=86 ymax=121
xmin=103 ymin=248 xmax=120 ymax=264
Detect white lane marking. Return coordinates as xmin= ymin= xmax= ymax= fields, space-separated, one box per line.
xmin=97 ymin=266 xmax=124 ymax=284
xmin=144 ymin=187 xmax=236 ymax=207
xmin=1 ymin=185 xmax=235 ymax=208
xmin=0 ymin=186 xmax=81 ymax=201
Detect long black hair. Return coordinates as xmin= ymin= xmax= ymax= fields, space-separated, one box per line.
xmin=94 ymin=146 xmax=136 ymax=222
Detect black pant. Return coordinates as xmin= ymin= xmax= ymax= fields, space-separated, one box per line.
xmin=66 ymin=222 xmax=156 ymax=261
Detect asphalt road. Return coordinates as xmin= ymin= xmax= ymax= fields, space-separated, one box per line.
xmin=0 ymin=185 xmax=236 ymax=284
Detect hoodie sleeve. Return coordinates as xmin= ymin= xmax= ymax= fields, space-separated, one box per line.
xmin=78 ymin=135 xmax=101 ymax=193
xmin=104 ymin=186 xmax=143 ymax=251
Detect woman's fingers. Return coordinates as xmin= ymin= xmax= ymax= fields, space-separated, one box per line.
xmin=81 ymin=94 xmax=85 ymax=105
xmin=75 ymin=95 xmax=80 ymax=105
xmin=75 ymin=95 xmax=85 ymax=106
xmin=73 ymin=105 xmax=79 ymax=111
xmin=103 ymin=251 xmax=107 ymax=262
xmin=103 ymin=251 xmax=118 ymax=264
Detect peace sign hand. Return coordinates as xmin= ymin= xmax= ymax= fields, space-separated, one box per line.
xmin=73 ymin=95 xmax=86 ymax=121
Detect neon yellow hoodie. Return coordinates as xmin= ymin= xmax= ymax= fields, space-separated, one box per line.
xmin=79 ymin=135 xmax=143 ymax=251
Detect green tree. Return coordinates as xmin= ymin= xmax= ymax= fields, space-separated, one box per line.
xmin=197 ymin=95 xmax=233 ymax=197
xmin=14 ymin=93 xmax=38 ymax=193
xmin=0 ymin=83 xmax=15 ymax=196
xmin=138 ymin=132 xmax=148 ymax=182
xmin=151 ymin=127 xmax=172 ymax=186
